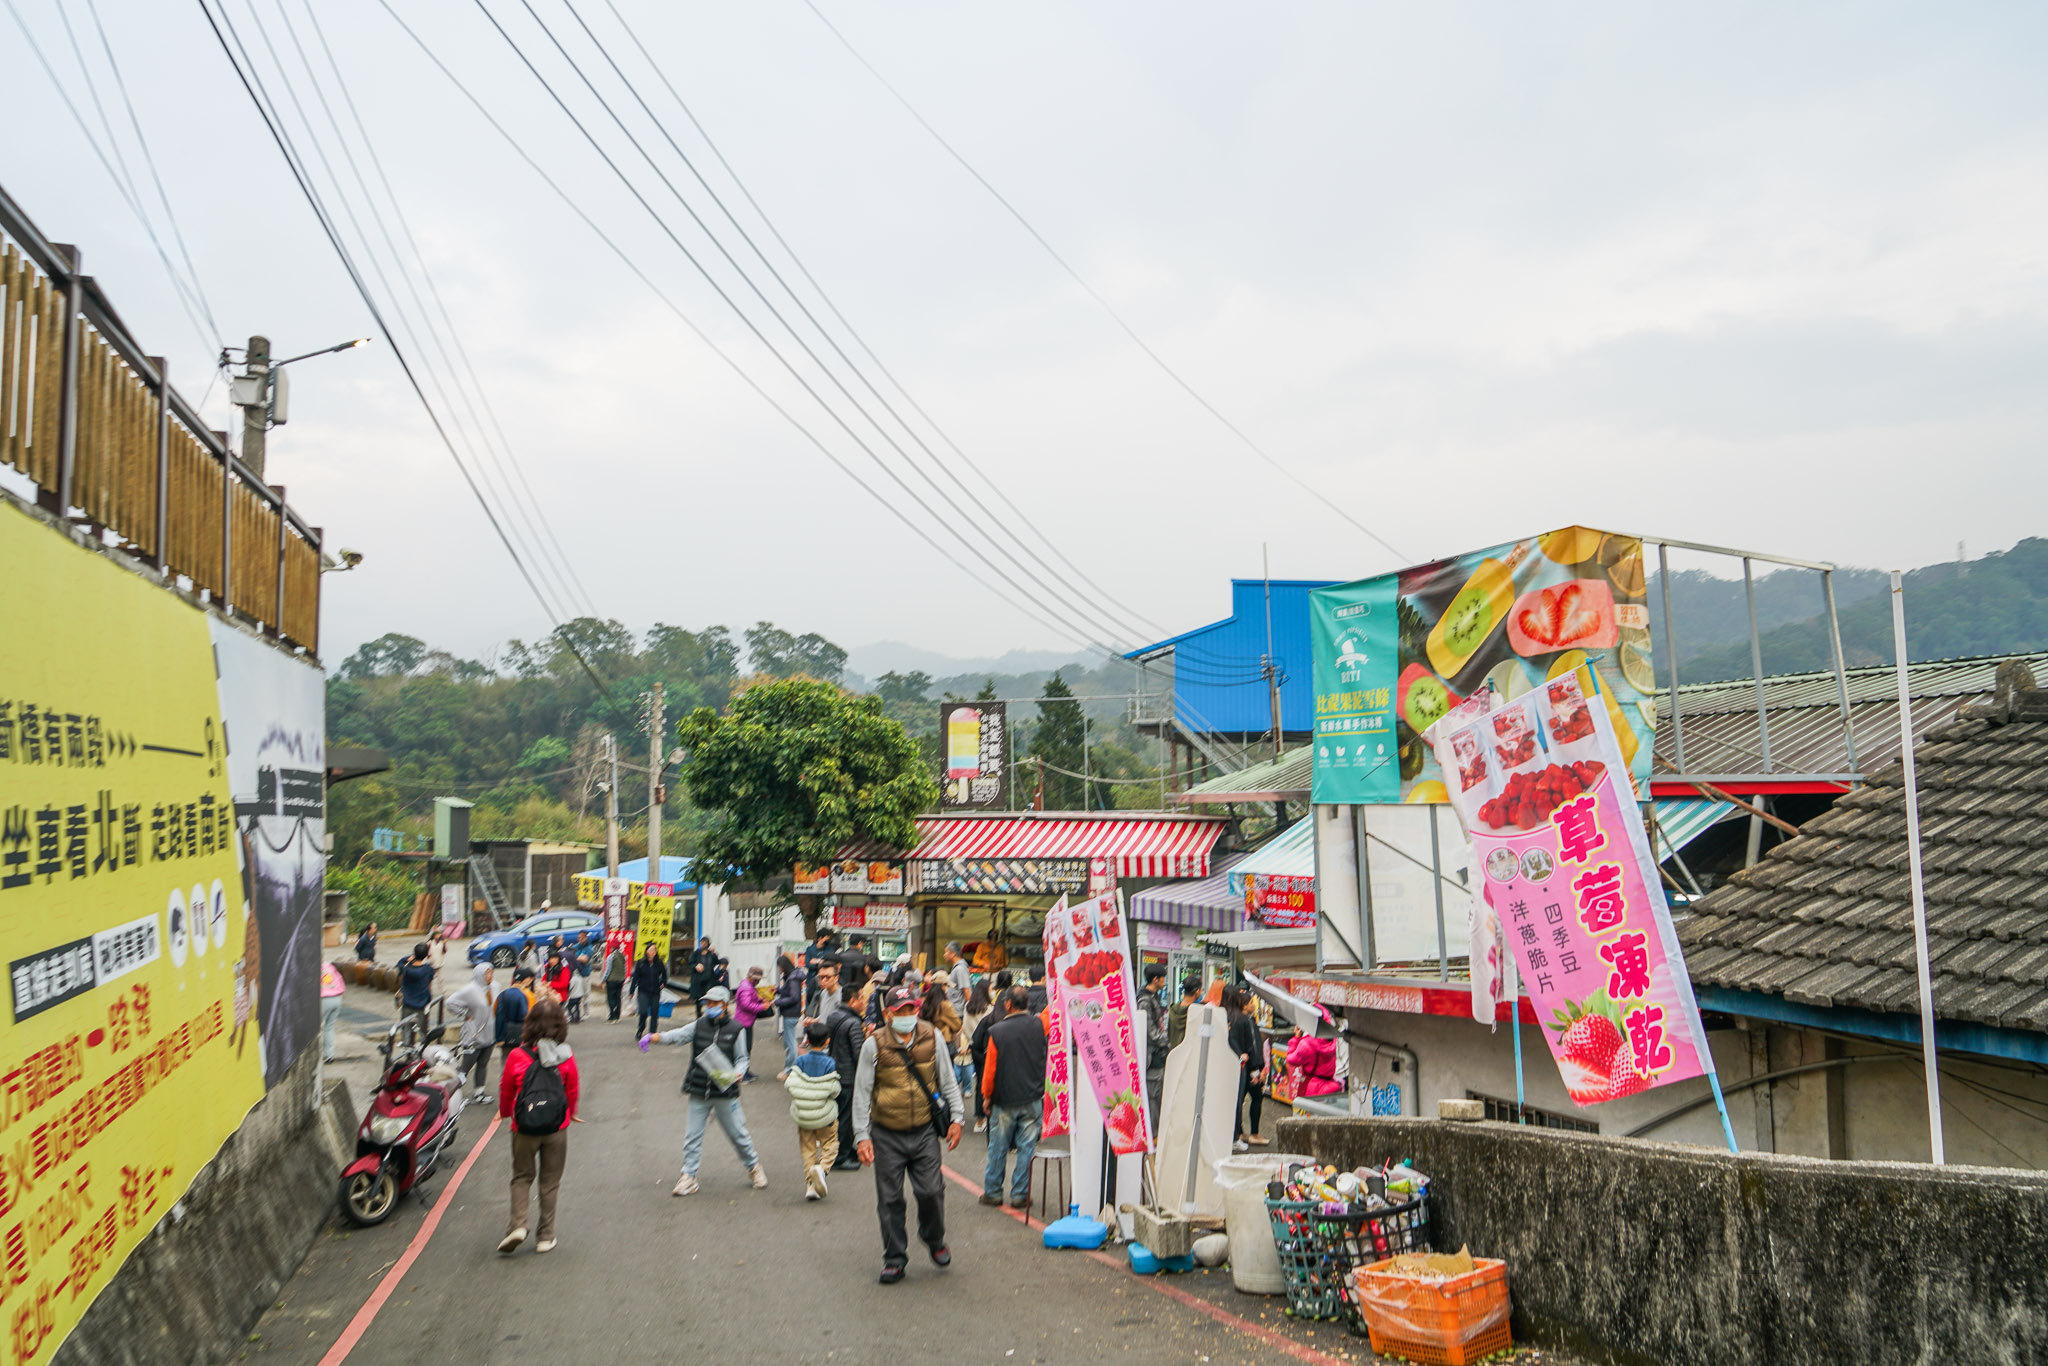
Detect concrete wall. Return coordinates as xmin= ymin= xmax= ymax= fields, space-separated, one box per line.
xmin=1278 ymin=1114 xmax=2048 ymax=1366
xmin=1341 ymin=1006 xmax=2048 ymax=1167
xmin=52 ymin=1050 xmax=356 ymax=1366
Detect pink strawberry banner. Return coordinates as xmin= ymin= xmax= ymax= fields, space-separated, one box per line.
xmin=1430 ymin=672 xmax=1720 ymax=1108
xmin=1041 ymin=897 xmax=1072 ymax=1139
xmin=1047 ymin=891 xmax=1152 ymax=1154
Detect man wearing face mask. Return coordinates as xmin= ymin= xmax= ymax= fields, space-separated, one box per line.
xmin=852 ymin=985 xmax=964 ymax=1284
xmin=642 ymin=984 xmax=767 ymax=1195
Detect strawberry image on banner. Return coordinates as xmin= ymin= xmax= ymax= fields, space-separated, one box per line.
xmin=1429 ymin=670 xmax=1722 ymax=1109
xmin=1041 ymin=897 xmax=1072 ymax=1139
xmin=1053 ymin=891 xmax=1153 ymax=1155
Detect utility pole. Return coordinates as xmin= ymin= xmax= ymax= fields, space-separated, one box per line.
xmin=603 ymin=733 xmax=620 ymax=879
xmin=232 ymin=335 xmax=271 ymax=479
xmin=646 ymin=682 xmax=664 ymax=876
xmin=1263 ymin=543 xmax=1284 ymax=763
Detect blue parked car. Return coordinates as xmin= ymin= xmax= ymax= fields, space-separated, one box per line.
xmin=468 ymin=910 xmax=605 ymax=968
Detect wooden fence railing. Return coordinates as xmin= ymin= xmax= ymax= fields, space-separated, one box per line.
xmin=0 ymin=184 xmax=320 ymax=655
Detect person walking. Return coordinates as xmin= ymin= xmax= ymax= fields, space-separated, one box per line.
xmin=497 ymin=998 xmax=578 ymax=1255
xmin=853 ymin=985 xmax=964 ymax=1284
xmin=942 ymin=942 xmax=972 ymax=1015
xmin=686 ymin=937 xmax=719 ymax=1017
xmin=1167 ymin=974 xmax=1201 ymax=1050
xmin=643 ymin=986 xmax=767 ymax=1194
xmin=784 ymin=1021 xmax=843 ymax=1200
xmin=813 ymin=962 xmax=865 ymax=1172
xmin=802 ymin=929 xmax=836 ymax=1013
xmin=959 ymin=979 xmax=994 ymax=1132
xmin=602 ymin=940 xmax=629 ymax=1022
xmin=396 ymin=942 xmax=436 ymax=1028
xmin=979 ymin=985 xmax=1046 ymax=1208
xmin=1026 ymin=964 xmax=1049 ymax=1015
xmin=735 ymin=965 xmax=769 ymax=1081
xmin=354 ymin=922 xmax=378 ymax=962
xmin=320 ymin=961 xmax=346 ymax=1062
xmin=1139 ymin=964 xmax=1169 ymax=1115
xmin=631 ymin=943 xmax=666 ymax=1040
xmin=566 ymin=932 xmax=593 ymax=1023
xmin=494 ymin=967 xmax=532 ymax=1082
xmin=968 ymin=970 xmax=1011 ymax=1134
xmin=447 ymin=963 xmax=496 ymax=1102
xmin=1227 ymin=986 xmax=1269 ymax=1150
xmin=772 ymin=953 xmax=805 ymax=1080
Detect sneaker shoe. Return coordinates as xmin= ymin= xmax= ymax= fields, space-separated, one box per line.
xmin=973 ymin=1119 xmax=987 ymax=1133
xmin=804 ymin=1187 xmax=820 ymax=1202
xmin=498 ymin=1227 xmax=526 ymax=1254
xmin=1245 ymin=1134 xmax=1271 ymax=1146
xmin=535 ymin=1238 xmax=556 ymax=1254
xmin=749 ymin=1164 xmax=768 ymax=1190
xmin=811 ymin=1165 xmax=829 ymax=1199
xmin=928 ymin=1244 xmax=951 ymax=1268
xmin=879 ymin=1264 xmax=905 ymax=1285
xmin=979 ymin=1193 xmax=1003 ymax=1207
xmin=1007 ymin=1196 xmax=1029 ymax=1210
xmin=672 ymin=1174 xmax=699 ymax=1197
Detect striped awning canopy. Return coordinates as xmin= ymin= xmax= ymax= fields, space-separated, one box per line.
xmin=1227 ymin=818 xmax=1315 ymax=895
xmin=1129 ymin=852 xmax=1250 ymax=931
xmin=902 ymin=813 xmax=1227 ymax=880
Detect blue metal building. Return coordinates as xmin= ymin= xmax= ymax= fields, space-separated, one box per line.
xmin=1125 ymin=579 xmax=1336 ymax=740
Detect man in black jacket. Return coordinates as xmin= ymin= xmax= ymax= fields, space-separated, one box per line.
xmin=643 ymin=986 xmax=765 ymax=1196
xmin=630 ymin=944 xmax=667 ymax=1040
xmin=979 ymin=986 xmax=1047 ymax=1208
xmin=686 ymin=937 xmax=719 ymax=1017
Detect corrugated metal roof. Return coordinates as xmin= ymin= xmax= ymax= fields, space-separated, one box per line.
xmin=1655 ymin=652 xmax=2048 ymax=779
xmin=1122 ymin=580 xmax=1336 ymax=735
xmin=1228 ymin=818 xmax=1316 ymax=890
xmin=1174 ymin=746 xmax=1314 ymax=804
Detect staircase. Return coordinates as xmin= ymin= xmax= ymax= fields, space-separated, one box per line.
xmin=468 ymin=854 xmax=516 ymax=932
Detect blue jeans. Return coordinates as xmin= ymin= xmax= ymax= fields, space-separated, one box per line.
xmin=683 ymin=1094 xmax=760 ymax=1177
xmin=983 ymin=1102 xmax=1040 ymax=1202
xmin=779 ymin=1016 xmax=801 ymax=1072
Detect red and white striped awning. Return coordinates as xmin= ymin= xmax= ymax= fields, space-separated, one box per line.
xmin=902 ymin=814 xmax=1226 ymax=880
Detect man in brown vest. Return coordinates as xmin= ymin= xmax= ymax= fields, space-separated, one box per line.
xmin=854 ymin=985 xmax=965 ymax=1283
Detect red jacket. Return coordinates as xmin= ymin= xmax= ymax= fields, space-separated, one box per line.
xmin=497 ymin=1043 xmax=580 ymax=1130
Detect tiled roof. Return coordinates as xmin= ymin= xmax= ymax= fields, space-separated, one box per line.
xmin=1678 ymin=661 xmax=2048 ymax=1035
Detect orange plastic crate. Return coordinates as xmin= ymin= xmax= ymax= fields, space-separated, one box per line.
xmin=1353 ymin=1256 xmax=1511 ymax=1365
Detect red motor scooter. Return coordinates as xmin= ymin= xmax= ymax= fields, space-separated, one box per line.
xmin=338 ymin=1018 xmax=471 ymax=1226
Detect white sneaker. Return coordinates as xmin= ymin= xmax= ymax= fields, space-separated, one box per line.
xmin=804 ymin=1186 xmax=820 ymax=1202
xmin=498 ymin=1227 xmax=526 ymax=1254
xmin=535 ymin=1238 xmax=556 ymax=1254
xmin=812 ymin=1164 xmax=829 ymax=1199
xmin=749 ymin=1164 xmax=768 ymax=1190
xmin=672 ymin=1173 xmax=699 ymax=1197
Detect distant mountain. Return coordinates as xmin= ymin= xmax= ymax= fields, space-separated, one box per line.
xmin=845 ymin=641 xmax=1083 ymax=681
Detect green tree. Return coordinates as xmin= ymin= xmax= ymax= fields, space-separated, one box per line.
xmin=339 ymin=632 xmax=428 ymax=680
xmin=745 ymin=621 xmax=847 ymax=682
xmin=1031 ymin=671 xmax=1112 ymax=810
xmin=675 ymin=677 xmax=936 ymax=881
xmin=877 ymin=670 xmax=933 ymax=705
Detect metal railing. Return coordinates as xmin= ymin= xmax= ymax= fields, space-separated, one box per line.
xmin=0 ymin=183 xmax=320 ymax=654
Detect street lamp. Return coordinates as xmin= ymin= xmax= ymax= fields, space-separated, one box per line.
xmin=225 ymin=334 xmax=371 ymax=481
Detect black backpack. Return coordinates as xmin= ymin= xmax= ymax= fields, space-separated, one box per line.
xmin=514 ymin=1048 xmax=568 ymax=1134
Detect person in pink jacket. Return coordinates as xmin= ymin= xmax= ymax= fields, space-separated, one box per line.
xmin=735 ymin=964 xmax=770 ymax=1082
xmin=1286 ymin=1031 xmax=1345 ymax=1099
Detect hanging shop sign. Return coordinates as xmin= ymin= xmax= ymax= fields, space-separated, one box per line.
xmin=1243 ymin=874 xmax=1317 ymax=929
xmin=1430 ymin=669 xmax=1718 ymax=1108
xmin=793 ymin=862 xmax=832 ymax=894
xmin=0 ymin=507 xmax=325 ymax=1362
xmin=831 ymin=903 xmax=910 ymax=933
xmin=830 ymin=858 xmax=903 ymax=896
xmin=1045 ymin=891 xmax=1151 ymax=1155
xmin=1311 ymin=526 xmax=1656 ymax=804
xmin=917 ymin=857 xmax=1089 ymax=896
xmin=635 ymin=899 xmax=675 ymax=969
xmin=1040 ymin=896 xmax=1072 ymax=1139
xmin=940 ymin=701 xmax=1008 ymax=808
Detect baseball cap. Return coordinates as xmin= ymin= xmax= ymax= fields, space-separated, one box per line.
xmin=703 ymin=985 xmax=733 ymax=1004
xmin=885 ymin=985 xmax=922 ymax=1011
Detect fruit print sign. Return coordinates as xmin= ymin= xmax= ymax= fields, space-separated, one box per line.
xmin=1045 ymin=891 xmax=1152 ymax=1155
xmin=1430 ymin=673 xmax=1720 ymax=1108
xmin=1311 ymin=526 xmax=1657 ymax=804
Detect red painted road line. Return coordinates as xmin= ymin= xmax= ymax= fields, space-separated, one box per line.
xmin=935 ymin=1163 xmax=1352 ymax=1366
xmin=317 ymin=1117 xmax=502 ymax=1366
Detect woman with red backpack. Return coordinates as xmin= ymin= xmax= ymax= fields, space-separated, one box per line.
xmin=498 ymin=997 xmax=579 ymax=1255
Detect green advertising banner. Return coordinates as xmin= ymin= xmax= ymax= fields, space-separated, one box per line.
xmin=1311 ymin=526 xmax=1658 ymax=805
xmin=1310 ymin=576 xmax=1400 ymax=802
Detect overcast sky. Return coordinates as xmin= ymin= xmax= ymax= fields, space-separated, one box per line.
xmin=5 ymin=1 xmax=2043 ymax=668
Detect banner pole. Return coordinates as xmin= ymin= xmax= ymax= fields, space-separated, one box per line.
xmin=1509 ymin=954 xmax=1525 ymax=1119
xmin=1891 ymin=571 xmax=1947 ymax=1165
xmin=1707 ymin=1067 xmax=1740 ymax=1154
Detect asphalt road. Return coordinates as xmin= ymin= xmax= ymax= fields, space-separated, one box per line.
xmin=251 ymin=992 xmax=1572 ymax=1366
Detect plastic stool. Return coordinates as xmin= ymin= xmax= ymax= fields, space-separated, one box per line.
xmin=1029 ymin=1149 xmax=1070 ymax=1222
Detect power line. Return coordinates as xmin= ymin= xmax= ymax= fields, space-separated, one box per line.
xmin=192 ymin=0 xmax=614 ymax=699
xmin=370 ymin=0 xmax=1117 ymax=664
xmin=482 ymin=0 xmax=1148 ymax=653
xmin=565 ymin=0 xmax=1171 ymax=644
xmin=802 ymin=0 xmax=1409 ymax=564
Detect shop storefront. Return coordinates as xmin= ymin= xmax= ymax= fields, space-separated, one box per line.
xmin=1127 ymin=850 xmax=1250 ymax=994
